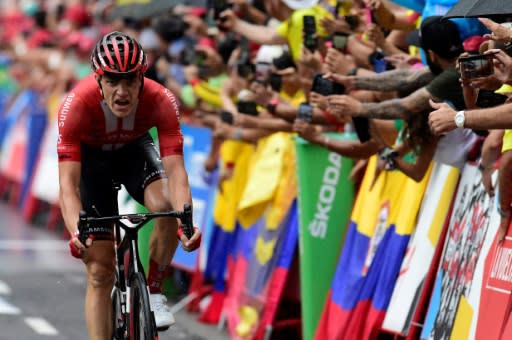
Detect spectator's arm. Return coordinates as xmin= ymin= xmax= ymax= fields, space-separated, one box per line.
xmin=480 ymin=129 xmax=504 ymax=196
xmin=352 ymin=67 xmax=433 ymax=93
xmin=352 ymin=87 xmax=431 ymax=120
xmin=220 ymin=9 xmax=287 ymax=45
xmin=498 ymin=150 xmax=512 ymax=241
xmin=393 ymin=138 xmax=438 ymax=182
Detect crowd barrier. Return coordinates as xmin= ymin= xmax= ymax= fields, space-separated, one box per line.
xmin=1 ymin=84 xmax=512 ymax=340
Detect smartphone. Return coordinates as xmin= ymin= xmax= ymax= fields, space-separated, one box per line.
xmin=303 ymin=15 xmax=317 ymax=52
xmin=269 ymin=73 xmax=282 ymax=92
xmin=212 ymin=0 xmax=229 ymax=20
xmin=237 ymin=100 xmax=259 ymax=116
xmin=459 ymin=53 xmax=496 ymax=79
xmin=344 ymin=15 xmax=360 ymax=30
xmin=311 ymin=73 xmax=345 ymax=96
xmin=476 ymin=90 xmax=508 ymax=108
xmin=352 ymin=117 xmax=371 ymax=143
xmin=332 ymin=32 xmax=348 ymax=51
xmin=297 ymin=102 xmax=313 ymax=122
xmin=255 ymin=62 xmax=272 ymax=84
xmin=220 ymin=110 xmax=234 ymax=124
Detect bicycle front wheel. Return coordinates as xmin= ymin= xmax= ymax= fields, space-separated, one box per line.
xmin=129 ymin=272 xmax=157 ymax=340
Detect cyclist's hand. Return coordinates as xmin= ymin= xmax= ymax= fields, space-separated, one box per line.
xmin=69 ymin=231 xmax=86 ymax=259
xmin=177 ymin=227 xmax=202 ymax=252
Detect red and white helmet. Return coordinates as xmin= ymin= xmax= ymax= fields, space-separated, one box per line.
xmin=90 ymin=31 xmax=147 ymax=76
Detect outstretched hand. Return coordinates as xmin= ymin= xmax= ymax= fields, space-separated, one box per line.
xmin=326 ymin=94 xmax=362 ymax=116
xmin=428 ymin=99 xmax=457 ymax=135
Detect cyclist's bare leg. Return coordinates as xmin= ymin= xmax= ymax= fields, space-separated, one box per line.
xmin=82 ymin=240 xmax=115 ymax=340
xmin=144 ymin=179 xmax=180 ymax=266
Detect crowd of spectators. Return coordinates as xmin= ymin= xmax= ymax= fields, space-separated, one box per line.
xmin=3 ymin=1 xmax=512 ymax=239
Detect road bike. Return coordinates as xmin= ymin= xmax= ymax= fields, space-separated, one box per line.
xmin=77 ymin=186 xmax=194 ymax=340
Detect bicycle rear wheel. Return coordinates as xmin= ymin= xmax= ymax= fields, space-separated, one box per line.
xmin=129 ymin=272 xmax=158 ymax=340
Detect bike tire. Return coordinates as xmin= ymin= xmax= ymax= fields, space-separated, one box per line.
xmin=112 ymin=284 xmax=125 ymax=340
xmin=129 ymin=272 xmax=158 ymax=340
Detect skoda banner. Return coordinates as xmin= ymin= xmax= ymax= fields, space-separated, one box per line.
xmin=296 ymin=133 xmax=355 ymax=340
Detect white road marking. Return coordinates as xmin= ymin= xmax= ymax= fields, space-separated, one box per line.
xmin=0 ymin=296 xmax=21 ymax=314
xmin=0 ymin=280 xmax=11 ymax=295
xmin=24 ymin=317 xmax=59 ymax=335
xmin=0 ymin=240 xmax=68 ymax=251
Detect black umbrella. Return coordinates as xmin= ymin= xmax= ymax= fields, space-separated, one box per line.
xmin=443 ymin=0 xmax=512 ymax=20
xmin=109 ymin=0 xmax=179 ymax=20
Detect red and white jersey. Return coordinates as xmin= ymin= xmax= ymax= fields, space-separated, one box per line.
xmin=57 ymin=74 xmax=183 ymax=162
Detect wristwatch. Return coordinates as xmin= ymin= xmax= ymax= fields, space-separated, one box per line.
xmin=454 ymin=110 xmax=465 ymax=128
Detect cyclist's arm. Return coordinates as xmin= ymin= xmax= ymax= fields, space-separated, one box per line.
xmin=58 ymin=161 xmax=82 ymax=236
xmin=161 ymin=155 xmax=193 ymax=219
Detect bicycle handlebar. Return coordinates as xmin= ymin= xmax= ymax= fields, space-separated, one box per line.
xmin=78 ymin=204 xmax=194 ymax=239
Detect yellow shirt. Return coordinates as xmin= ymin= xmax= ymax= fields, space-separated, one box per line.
xmin=276 ymin=5 xmax=333 ymax=62
xmin=497 ymin=85 xmax=512 ymax=152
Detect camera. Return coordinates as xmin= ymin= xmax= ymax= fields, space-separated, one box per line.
xmin=459 ymin=53 xmax=496 ymax=79
xmin=311 ymin=73 xmax=345 ymax=96
xmin=332 ymin=32 xmax=348 ymax=52
xmin=297 ymin=102 xmax=313 ymax=122
xmin=303 ymin=15 xmax=317 ymax=52
xmin=237 ymin=101 xmax=259 ymax=116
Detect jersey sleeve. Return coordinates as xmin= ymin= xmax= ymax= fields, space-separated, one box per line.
xmin=154 ymin=88 xmax=184 ymax=157
xmin=57 ymin=92 xmax=85 ymax=162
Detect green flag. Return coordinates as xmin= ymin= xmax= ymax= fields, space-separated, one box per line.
xmin=296 ymin=133 xmax=355 ymax=340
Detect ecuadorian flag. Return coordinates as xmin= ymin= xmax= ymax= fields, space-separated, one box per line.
xmin=315 ymin=155 xmax=431 ymax=339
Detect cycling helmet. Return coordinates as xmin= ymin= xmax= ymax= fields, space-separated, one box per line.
xmin=91 ymin=31 xmax=147 ymax=76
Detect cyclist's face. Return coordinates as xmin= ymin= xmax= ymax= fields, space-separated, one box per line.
xmin=98 ymin=73 xmax=142 ymax=117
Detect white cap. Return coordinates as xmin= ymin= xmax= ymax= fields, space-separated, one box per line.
xmin=255 ymin=45 xmax=285 ymax=64
xmin=139 ymin=28 xmax=160 ymax=51
xmin=282 ymin=0 xmax=319 ymax=10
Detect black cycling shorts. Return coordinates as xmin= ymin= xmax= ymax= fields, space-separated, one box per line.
xmin=79 ymin=133 xmax=167 ymax=218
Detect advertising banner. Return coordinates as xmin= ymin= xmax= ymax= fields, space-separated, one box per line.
xmin=421 ymin=164 xmax=496 ymax=340
xmin=382 ymin=162 xmax=460 ymax=335
xmin=296 ymin=134 xmax=355 ymax=340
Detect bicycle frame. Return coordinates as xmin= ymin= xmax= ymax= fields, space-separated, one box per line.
xmin=79 ymin=209 xmax=190 ymax=339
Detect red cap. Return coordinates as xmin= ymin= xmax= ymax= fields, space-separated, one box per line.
xmin=188 ymin=7 xmax=207 ymax=17
xmin=198 ymin=37 xmax=216 ymax=49
xmin=63 ymin=4 xmax=91 ymax=27
xmin=463 ymin=35 xmax=488 ymax=53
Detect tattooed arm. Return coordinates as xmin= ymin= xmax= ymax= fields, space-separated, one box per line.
xmin=358 ymin=87 xmax=434 ymax=120
xmin=353 ymin=68 xmax=434 ymax=93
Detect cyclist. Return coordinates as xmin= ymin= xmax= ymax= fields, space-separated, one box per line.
xmin=57 ymin=31 xmax=202 ymax=339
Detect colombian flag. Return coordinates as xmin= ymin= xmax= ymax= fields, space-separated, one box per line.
xmin=224 ymin=201 xmax=298 ymax=340
xmin=315 ymin=156 xmax=431 ymax=340
xmin=199 ymin=140 xmax=253 ymax=323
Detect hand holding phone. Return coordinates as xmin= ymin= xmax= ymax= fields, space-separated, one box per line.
xmin=459 ymin=53 xmax=496 ymax=79
xmin=220 ymin=110 xmax=234 ymax=125
xmin=297 ymin=102 xmax=313 ymax=123
xmin=332 ymin=32 xmax=348 ymax=52
xmin=303 ymin=15 xmax=317 ymax=52
xmin=311 ymin=73 xmax=345 ymax=96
